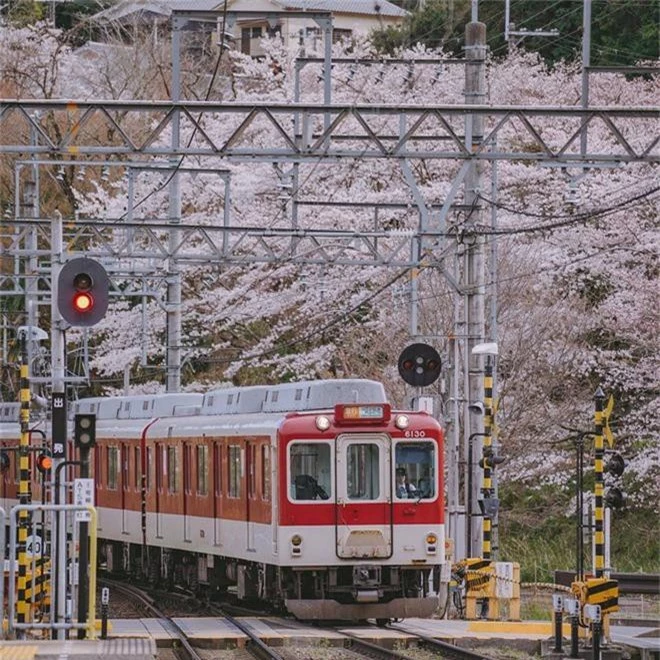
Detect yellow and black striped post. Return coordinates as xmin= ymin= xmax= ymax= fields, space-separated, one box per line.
xmin=593 ymin=387 xmax=605 ymax=578
xmin=17 ymin=332 xmax=32 ymax=627
xmin=481 ymin=359 xmax=494 ymax=560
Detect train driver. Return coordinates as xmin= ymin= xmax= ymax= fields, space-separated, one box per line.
xmin=395 ymin=467 xmax=417 ymax=499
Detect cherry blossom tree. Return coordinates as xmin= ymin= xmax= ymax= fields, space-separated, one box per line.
xmin=1 ymin=24 xmax=657 ymax=507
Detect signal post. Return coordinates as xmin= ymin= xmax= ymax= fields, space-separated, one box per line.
xmin=51 ymin=215 xmax=109 ymax=637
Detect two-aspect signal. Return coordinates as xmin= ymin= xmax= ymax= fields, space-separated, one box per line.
xmin=57 ymin=258 xmax=109 ymax=327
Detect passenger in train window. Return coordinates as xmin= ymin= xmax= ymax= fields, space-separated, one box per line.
xmin=395 ymin=467 xmax=417 ymax=499
xmin=293 ymin=474 xmax=329 ymax=500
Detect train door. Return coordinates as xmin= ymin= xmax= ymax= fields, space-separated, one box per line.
xmin=183 ymin=442 xmax=192 ymax=542
xmin=213 ymin=441 xmax=222 ymax=546
xmin=246 ymin=441 xmax=256 ymax=551
xmin=120 ymin=442 xmax=130 ymax=534
xmin=155 ymin=442 xmax=164 ymax=538
xmin=335 ymin=433 xmax=392 ymax=559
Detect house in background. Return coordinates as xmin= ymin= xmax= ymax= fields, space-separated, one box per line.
xmin=91 ymin=0 xmax=407 ymax=56
xmin=224 ymin=0 xmax=407 ymax=56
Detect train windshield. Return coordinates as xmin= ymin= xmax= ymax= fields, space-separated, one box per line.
xmin=346 ymin=442 xmax=380 ymax=500
xmin=289 ymin=442 xmax=331 ymax=501
xmin=394 ymin=441 xmax=436 ymax=499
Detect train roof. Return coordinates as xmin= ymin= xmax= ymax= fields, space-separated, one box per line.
xmin=72 ymin=393 xmax=203 ymax=420
xmin=73 ymin=379 xmax=387 ymax=420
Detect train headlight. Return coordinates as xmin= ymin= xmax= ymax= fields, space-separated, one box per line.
xmin=291 ymin=534 xmax=303 ymax=556
xmin=315 ymin=415 xmax=331 ymax=431
xmin=426 ymin=532 xmax=438 ymax=554
xmin=394 ymin=414 xmax=409 ymax=429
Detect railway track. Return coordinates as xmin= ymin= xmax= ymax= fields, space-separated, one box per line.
xmin=100 ymin=579 xmax=204 ymax=660
xmin=100 ymin=578 xmax=285 ymax=660
xmin=384 ymin=624 xmax=493 ymax=660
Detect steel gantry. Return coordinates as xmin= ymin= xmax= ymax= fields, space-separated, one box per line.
xmin=0 ymin=99 xmax=657 ymax=162
xmin=1 ymin=63 xmax=658 ymax=566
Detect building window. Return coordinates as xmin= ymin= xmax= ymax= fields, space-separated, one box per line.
xmin=168 ymin=446 xmax=178 ymax=493
xmin=197 ymin=444 xmax=208 ymax=496
xmin=228 ymin=445 xmax=241 ymax=498
xmin=107 ymin=447 xmax=118 ymax=490
xmin=332 ymin=28 xmax=352 ymax=44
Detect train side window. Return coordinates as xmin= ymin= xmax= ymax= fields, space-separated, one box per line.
xmin=94 ymin=446 xmax=102 ymax=486
xmin=262 ymin=445 xmax=271 ymax=501
xmin=228 ymin=445 xmax=241 ymax=498
xmin=394 ymin=441 xmax=436 ymax=499
xmin=134 ymin=447 xmax=141 ymax=490
xmin=107 ymin=447 xmax=118 ymax=490
xmin=247 ymin=444 xmax=256 ymax=498
xmin=289 ymin=442 xmax=331 ymax=501
xmin=146 ymin=447 xmax=152 ymax=491
xmin=213 ymin=443 xmax=222 ymax=496
xmin=167 ymin=446 xmax=179 ymax=493
xmin=197 ymin=444 xmax=208 ymax=496
xmin=346 ymin=443 xmax=380 ymax=500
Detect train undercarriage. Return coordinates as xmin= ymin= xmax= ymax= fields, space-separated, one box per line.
xmin=99 ymin=539 xmax=444 ymax=621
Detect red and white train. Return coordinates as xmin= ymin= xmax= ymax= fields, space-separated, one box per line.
xmin=1 ymin=379 xmax=448 ymax=621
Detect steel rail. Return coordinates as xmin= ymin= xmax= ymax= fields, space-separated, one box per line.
xmin=386 ymin=624 xmax=494 ymax=660
xmin=99 ymin=579 xmax=203 ymax=660
xmin=206 ymin=603 xmax=285 ymax=660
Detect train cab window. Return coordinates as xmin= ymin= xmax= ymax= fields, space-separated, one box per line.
xmin=394 ymin=441 xmax=436 ymax=500
xmin=167 ymin=446 xmax=179 ymax=493
xmin=197 ymin=444 xmax=208 ymax=496
xmin=261 ymin=445 xmax=271 ymax=501
xmin=346 ymin=443 xmax=380 ymax=500
xmin=289 ymin=442 xmax=331 ymax=501
xmin=107 ymin=447 xmax=119 ymax=490
xmin=228 ymin=445 xmax=242 ymax=498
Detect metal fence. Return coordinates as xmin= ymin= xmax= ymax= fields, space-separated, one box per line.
xmin=2 ymin=503 xmax=98 ymax=640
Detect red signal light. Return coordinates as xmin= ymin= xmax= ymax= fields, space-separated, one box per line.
xmin=73 ymin=291 xmax=94 ymax=313
xmin=36 ymin=453 xmax=52 ymax=473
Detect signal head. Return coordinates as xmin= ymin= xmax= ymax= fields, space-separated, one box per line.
xmin=605 ymin=452 xmax=625 ymax=478
xmin=397 ymin=343 xmax=442 ymax=387
xmin=36 ymin=451 xmax=52 ymax=474
xmin=605 ymin=487 xmax=626 ymax=509
xmin=75 ymin=413 xmax=96 ymax=448
xmin=57 ymin=257 xmax=109 ymax=327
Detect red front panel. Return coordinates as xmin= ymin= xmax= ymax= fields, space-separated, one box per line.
xmin=278 ymin=410 xmax=444 ymax=527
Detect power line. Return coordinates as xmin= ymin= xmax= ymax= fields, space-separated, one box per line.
xmin=475 ymin=185 xmax=659 ymax=235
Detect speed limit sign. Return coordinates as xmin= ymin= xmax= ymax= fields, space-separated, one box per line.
xmin=26 ymin=535 xmax=42 ymax=557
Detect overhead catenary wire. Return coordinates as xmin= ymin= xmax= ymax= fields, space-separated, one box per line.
xmin=474 ymin=185 xmax=659 ymax=236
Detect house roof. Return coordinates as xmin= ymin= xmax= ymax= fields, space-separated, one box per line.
xmin=270 ymin=0 xmax=407 ymax=18
xmin=92 ymin=0 xmax=222 ymax=23
xmin=93 ymin=0 xmax=406 ymax=23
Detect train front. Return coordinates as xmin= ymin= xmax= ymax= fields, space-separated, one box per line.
xmin=278 ymin=402 xmax=448 ymax=621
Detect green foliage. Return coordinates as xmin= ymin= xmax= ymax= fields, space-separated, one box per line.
xmin=371 ymin=0 xmax=467 ymax=55
xmin=376 ymin=0 xmax=659 ymax=65
xmin=5 ymin=0 xmax=43 ymax=27
xmin=498 ymin=482 xmax=660 ymax=583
